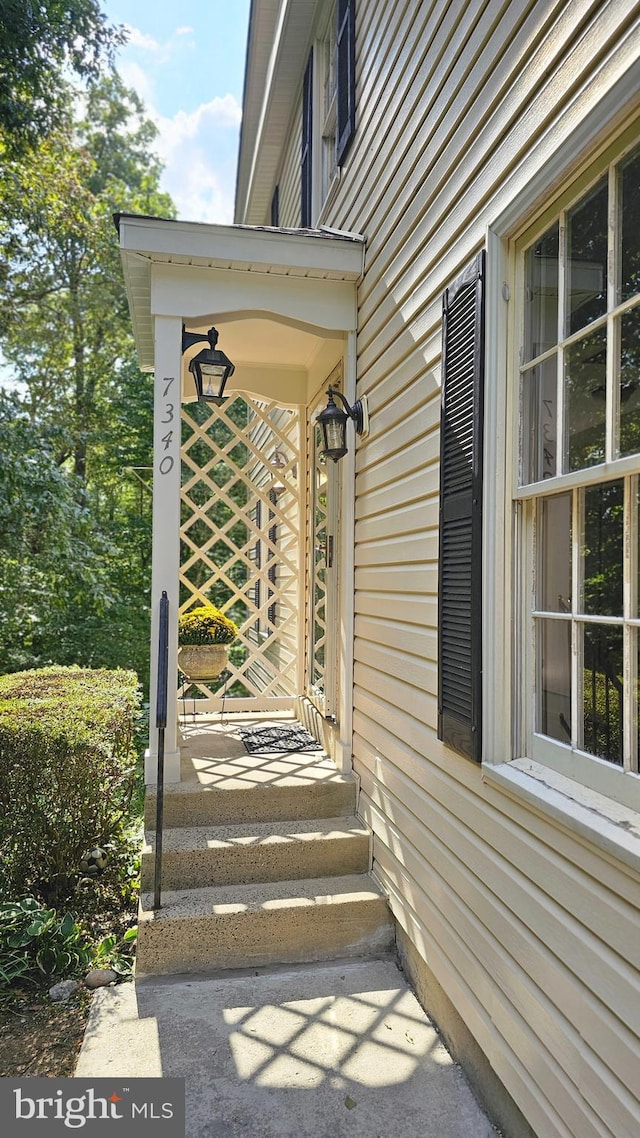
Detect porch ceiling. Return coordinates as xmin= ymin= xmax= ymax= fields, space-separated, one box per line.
xmin=116 ymin=214 xmax=365 ymax=386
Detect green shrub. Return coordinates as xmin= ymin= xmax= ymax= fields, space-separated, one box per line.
xmin=582 ymin=668 xmax=623 ymax=765
xmin=0 ymin=897 xmax=138 ymax=988
xmin=0 ymin=666 xmax=140 ymax=904
xmin=0 ymin=897 xmax=93 ymax=984
xmin=178 ymin=604 xmax=238 ymax=645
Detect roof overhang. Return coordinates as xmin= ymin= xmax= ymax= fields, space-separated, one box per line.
xmin=116 ymin=213 xmax=365 ymax=400
xmin=235 ymin=0 xmax=324 ymax=224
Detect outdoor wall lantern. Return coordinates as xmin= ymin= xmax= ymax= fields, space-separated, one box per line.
xmin=317 ymin=386 xmax=369 ymax=462
xmin=181 ymin=325 xmax=235 ymax=404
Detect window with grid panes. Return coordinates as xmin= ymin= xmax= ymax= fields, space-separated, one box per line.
xmin=516 ymin=137 xmax=640 ymax=804
xmin=301 ymin=0 xmax=355 ymax=226
xmin=320 ymin=3 xmax=337 ymax=205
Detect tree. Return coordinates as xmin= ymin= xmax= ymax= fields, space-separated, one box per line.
xmin=0 ymin=74 xmax=175 ymax=482
xmin=0 ymin=76 xmax=175 ymax=686
xmin=0 ymin=391 xmax=114 ymax=673
xmin=0 ymin=0 xmax=124 ymax=156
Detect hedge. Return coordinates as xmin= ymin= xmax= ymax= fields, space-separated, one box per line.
xmin=0 ymin=666 xmax=140 ymax=903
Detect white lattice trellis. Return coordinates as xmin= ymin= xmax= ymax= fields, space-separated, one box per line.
xmin=180 ymin=395 xmax=303 ymax=710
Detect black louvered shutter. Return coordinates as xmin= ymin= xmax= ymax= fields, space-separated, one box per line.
xmin=301 ymin=53 xmax=313 ymax=226
xmin=336 ymin=0 xmax=355 ymax=166
xmin=438 ymin=251 xmax=485 ymax=763
xmin=271 ymin=184 xmax=279 ymax=227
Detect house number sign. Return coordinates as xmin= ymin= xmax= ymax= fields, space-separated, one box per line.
xmin=158 ymin=376 xmax=177 ymax=475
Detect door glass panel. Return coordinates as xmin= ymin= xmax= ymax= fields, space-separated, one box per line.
xmin=582 ymin=624 xmax=623 ymax=766
xmin=565 ymin=327 xmax=607 ymax=471
xmin=537 ymin=618 xmax=571 ymax=743
xmin=620 ymin=147 xmax=640 ymax=303
xmin=524 ymin=223 xmax=559 ymax=363
xmin=566 ymin=178 xmax=608 ymax=335
xmin=538 ymin=493 xmax=571 ymax=612
xmin=619 ymin=306 xmax=640 ymax=457
xmin=582 ymin=480 xmax=623 ymax=616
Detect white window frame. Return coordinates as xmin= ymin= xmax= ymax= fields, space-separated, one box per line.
xmin=484 ymin=116 xmax=640 ymax=818
xmin=313 ymin=1 xmax=341 ymax=223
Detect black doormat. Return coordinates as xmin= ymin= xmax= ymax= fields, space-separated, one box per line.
xmin=238 ymin=723 xmax=321 ymax=754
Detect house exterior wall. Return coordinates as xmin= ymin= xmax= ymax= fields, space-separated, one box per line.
xmin=243 ymin=2 xmax=640 ymax=1135
xmin=278 ymin=103 xmax=302 ymax=227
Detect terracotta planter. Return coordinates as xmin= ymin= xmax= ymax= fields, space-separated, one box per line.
xmin=178 ymin=644 xmax=230 ymax=681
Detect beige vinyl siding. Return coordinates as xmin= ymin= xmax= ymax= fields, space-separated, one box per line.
xmin=310 ymin=0 xmax=640 ymax=1135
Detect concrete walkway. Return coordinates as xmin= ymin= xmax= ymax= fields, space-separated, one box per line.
xmin=76 ymin=955 xmax=499 ymax=1137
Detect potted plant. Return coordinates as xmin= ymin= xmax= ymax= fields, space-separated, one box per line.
xmin=177 ymin=604 xmax=238 ymax=682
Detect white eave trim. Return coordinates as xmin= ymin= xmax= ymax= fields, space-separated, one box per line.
xmin=118 ymin=215 xmax=364 ymax=277
xmin=235 ymin=0 xmax=323 ymax=224
xmin=116 ymin=213 xmax=365 ymax=371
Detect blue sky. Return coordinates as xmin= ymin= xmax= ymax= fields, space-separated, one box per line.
xmin=101 ymin=1 xmax=251 ymax=223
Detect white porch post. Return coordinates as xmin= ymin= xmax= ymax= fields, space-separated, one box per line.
xmin=146 ymin=315 xmax=182 ymax=783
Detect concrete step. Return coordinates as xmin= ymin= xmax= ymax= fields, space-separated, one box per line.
xmin=136 ymin=873 xmax=395 ymax=976
xmin=141 ymin=816 xmax=370 ymax=892
xmin=145 ymin=771 xmax=356 ymax=829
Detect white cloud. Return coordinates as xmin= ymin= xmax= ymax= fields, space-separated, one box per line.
xmin=153 ymin=97 xmax=243 ymax=224
xmin=124 ymin=25 xmax=162 ymax=53
xmin=154 ymin=95 xmax=241 ymax=152
xmin=115 ymin=25 xmax=244 ymax=225
xmin=119 ymin=59 xmax=156 ymax=107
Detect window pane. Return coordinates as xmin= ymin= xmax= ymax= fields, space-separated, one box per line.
xmin=538 ymin=618 xmax=571 ymax=743
xmin=583 ymin=480 xmax=623 ymax=616
xmin=524 ymin=224 xmax=559 ymax=362
xmin=538 ymin=493 xmax=571 ymax=612
xmin=566 ymin=178 xmax=608 ymax=335
xmin=619 ymin=306 xmax=640 ymax=457
xmin=582 ymin=624 xmax=623 ymax=766
xmin=522 ymin=356 xmax=557 ymax=483
xmin=565 ymin=327 xmax=607 ymax=471
xmin=620 ymin=147 xmax=640 ymax=303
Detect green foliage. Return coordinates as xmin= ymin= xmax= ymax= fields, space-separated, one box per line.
xmin=0 ymin=76 xmax=173 ymax=689
xmin=178 ymin=606 xmax=239 ymax=646
xmin=91 ymin=925 xmax=137 ymax=978
xmin=0 ymin=898 xmax=138 ymax=988
xmin=0 ymin=392 xmax=117 ymax=674
xmin=582 ymin=665 xmax=624 ymax=766
xmin=0 ymin=666 xmax=140 ymax=904
xmin=0 ymin=898 xmax=93 ymax=984
xmin=0 ymin=1 xmax=124 ymax=156
xmin=0 ymin=75 xmax=174 ymax=453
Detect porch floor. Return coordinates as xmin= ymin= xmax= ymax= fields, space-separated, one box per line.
xmin=176 ymin=712 xmax=343 ymax=790
xmin=76 ymin=714 xmax=498 ymax=1135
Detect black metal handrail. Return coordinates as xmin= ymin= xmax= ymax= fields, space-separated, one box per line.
xmin=154 ymin=590 xmax=169 ymax=910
